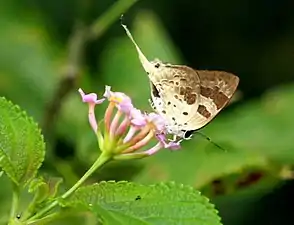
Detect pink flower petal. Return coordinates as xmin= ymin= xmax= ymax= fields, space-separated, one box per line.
xmin=144 ymin=142 xmax=163 ymax=155
xmin=123 ymin=126 xmax=138 ymax=143
xmin=109 ymin=110 xmax=122 ymax=138
xmin=79 ymin=88 xmax=105 ymax=104
xmin=130 ymin=108 xmax=146 ymax=127
xmin=78 ymin=88 xmax=105 ymax=133
xmin=156 ymin=133 xmax=181 ymax=150
xmin=118 ymin=99 xmax=133 ymax=114
xmin=146 ymin=112 xmax=166 ymax=132
xmin=88 ymin=104 xmax=97 ymax=132
xmin=125 ymin=131 xmax=154 ymax=152
xmin=165 ymin=141 xmax=181 ymax=150
xmin=116 ymin=116 xmax=130 ymax=136
xmin=103 ymin=86 xmax=133 ymax=114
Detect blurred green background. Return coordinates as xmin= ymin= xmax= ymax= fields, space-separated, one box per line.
xmin=1 ymin=0 xmax=294 ymax=224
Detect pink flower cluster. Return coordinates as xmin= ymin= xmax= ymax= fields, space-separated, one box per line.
xmin=78 ymin=86 xmax=180 ymax=159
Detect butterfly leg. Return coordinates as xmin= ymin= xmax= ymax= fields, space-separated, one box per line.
xmin=172 ymin=135 xmax=178 ymax=142
xmin=168 ymin=134 xmax=183 ymax=144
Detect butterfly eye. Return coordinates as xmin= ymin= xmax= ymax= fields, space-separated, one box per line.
xmin=183 ymin=130 xmax=196 ymax=140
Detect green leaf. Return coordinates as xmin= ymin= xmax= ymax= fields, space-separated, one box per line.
xmin=0 ymin=97 xmax=45 ymax=186
xmin=23 ymin=176 xmax=63 ymax=220
xmin=28 ymin=176 xmax=63 ymax=203
xmin=46 ymin=177 xmax=64 ymax=199
xmin=61 ymin=181 xmax=222 ymax=225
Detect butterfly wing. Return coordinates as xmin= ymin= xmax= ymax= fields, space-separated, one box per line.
xmin=183 ymin=70 xmax=239 ymax=131
xmin=121 ymin=23 xmax=239 ymax=136
xmin=150 ymin=65 xmax=203 ymax=135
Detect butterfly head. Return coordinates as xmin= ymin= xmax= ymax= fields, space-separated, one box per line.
xmin=182 ymin=130 xmax=196 ymax=139
xmin=166 ymin=124 xmax=196 ymax=141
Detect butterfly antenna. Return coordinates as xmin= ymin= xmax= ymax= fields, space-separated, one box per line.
xmin=196 ymin=132 xmax=227 ymax=152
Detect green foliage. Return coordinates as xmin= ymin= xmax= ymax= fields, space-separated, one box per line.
xmin=61 ymin=181 xmax=222 ymax=225
xmin=29 ymin=176 xmax=63 ymax=203
xmin=0 ymin=97 xmax=45 ymax=187
xmin=1 ymin=0 xmax=294 ymax=224
xmin=21 ymin=177 xmax=63 ymax=221
xmin=0 ymin=4 xmax=60 ymax=121
xmin=29 ymin=177 xmax=51 ymax=204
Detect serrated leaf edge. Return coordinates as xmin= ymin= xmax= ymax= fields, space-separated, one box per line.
xmin=0 ymin=97 xmax=46 ymax=186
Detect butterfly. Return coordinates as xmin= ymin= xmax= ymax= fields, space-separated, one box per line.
xmin=121 ymin=22 xmax=239 ymax=142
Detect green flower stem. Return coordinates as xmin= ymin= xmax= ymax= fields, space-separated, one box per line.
xmin=61 ymin=152 xmax=111 ymax=199
xmin=90 ymin=0 xmax=138 ymax=38
xmin=26 ymin=152 xmax=112 ymax=222
xmin=9 ymin=183 xmax=19 ymax=221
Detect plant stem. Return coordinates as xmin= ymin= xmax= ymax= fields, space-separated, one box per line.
xmin=26 ymin=152 xmax=112 ymax=222
xmin=42 ymin=23 xmax=86 ymax=137
xmin=61 ymin=153 xmax=110 ymax=199
xmin=8 ymin=183 xmax=19 ymax=224
xmin=27 ymin=212 xmax=60 ymax=225
xmin=27 ymin=210 xmax=79 ymax=225
xmin=90 ymin=0 xmax=138 ymax=39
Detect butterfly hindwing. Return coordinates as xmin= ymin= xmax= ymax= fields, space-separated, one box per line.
xmin=184 ymin=70 xmax=239 ymax=130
